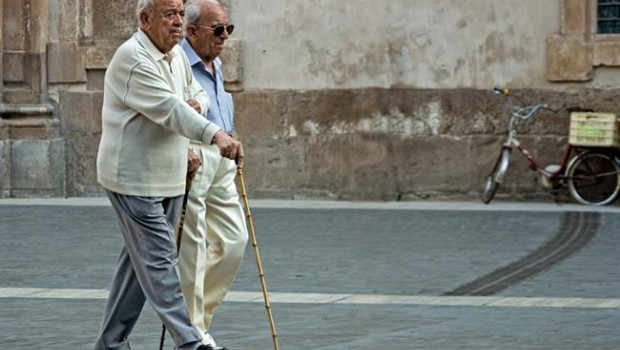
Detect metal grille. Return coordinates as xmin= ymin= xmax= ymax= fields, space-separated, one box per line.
xmin=598 ymin=0 xmax=620 ymax=34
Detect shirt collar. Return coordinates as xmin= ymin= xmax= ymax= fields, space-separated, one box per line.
xmin=180 ymin=38 xmax=222 ymax=70
xmin=136 ymin=29 xmax=177 ymax=62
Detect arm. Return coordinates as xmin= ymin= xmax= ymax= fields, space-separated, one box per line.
xmin=117 ymin=60 xmax=220 ymax=144
xmin=186 ymin=70 xmax=209 ymax=116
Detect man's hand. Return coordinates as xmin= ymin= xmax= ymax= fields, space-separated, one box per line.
xmin=212 ymin=130 xmax=244 ymax=169
xmin=187 ymin=148 xmax=202 ymax=184
xmin=186 ymin=99 xmax=201 ymax=114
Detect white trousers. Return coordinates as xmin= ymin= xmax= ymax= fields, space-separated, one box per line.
xmin=178 ymin=141 xmax=249 ymax=333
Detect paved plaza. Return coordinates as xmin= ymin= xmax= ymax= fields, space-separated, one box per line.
xmin=0 ymin=198 xmax=619 ymax=349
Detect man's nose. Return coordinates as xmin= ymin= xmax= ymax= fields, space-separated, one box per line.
xmin=173 ymin=13 xmax=183 ymax=25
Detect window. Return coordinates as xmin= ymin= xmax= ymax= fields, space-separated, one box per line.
xmin=598 ymin=0 xmax=620 ymax=33
xmin=546 ymin=0 xmax=620 ymax=81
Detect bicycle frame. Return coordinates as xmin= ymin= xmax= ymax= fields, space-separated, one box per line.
xmin=491 ymin=90 xmax=576 ymax=187
xmin=501 ymin=136 xmax=578 ymax=181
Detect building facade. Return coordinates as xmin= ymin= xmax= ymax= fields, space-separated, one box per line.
xmin=1 ymin=0 xmax=619 ymax=201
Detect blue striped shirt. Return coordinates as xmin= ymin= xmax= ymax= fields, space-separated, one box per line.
xmin=181 ymin=39 xmax=234 ymax=134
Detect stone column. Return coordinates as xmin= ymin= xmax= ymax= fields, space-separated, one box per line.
xmin=0 ymin=0 xmax=65 ymax=197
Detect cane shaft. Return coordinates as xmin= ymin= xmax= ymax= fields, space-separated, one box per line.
xmin=176 ymin=197 xmax=189 ymax=248
xmin=237 ymin=169 xmax=280 ymax=350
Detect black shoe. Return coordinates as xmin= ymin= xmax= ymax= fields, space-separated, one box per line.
xmin=197 ymin=345 xmax=227 ymax=350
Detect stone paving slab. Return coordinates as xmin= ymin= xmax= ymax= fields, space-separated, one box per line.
xmin=0 ymin=200 xmax=619 ymax=349
xmin=2 ymin=298 xmax=618 ymax=350
xmin=3 ymin=197 xmax=620 ymax=212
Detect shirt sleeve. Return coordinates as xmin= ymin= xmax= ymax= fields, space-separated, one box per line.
xmin=121 ymin=60 xmax=220 ymax=144
xmin=188 ymin=72 xmax=210 ymax=117
xmin=181 ymin=47 xmax=210 ymax=117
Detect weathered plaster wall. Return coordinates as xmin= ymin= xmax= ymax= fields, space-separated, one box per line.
xmin=224 ymin=0 xmax=620 ymax=201
xmin=235 ymin=0 xmax=562 ymax=90
xmin=4 ymin=0 xmax=620 ymax=201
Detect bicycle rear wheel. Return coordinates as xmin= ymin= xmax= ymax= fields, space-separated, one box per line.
xmin=482 ymin=148 xmax=510 ymax=204
xmin=566 ymin=151 xmax=620 ymax=206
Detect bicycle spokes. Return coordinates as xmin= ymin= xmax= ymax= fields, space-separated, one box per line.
xmin=567 ymin=152 xmax=620 ymax=206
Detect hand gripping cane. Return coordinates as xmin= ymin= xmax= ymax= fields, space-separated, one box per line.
xmin=159 ymin=177 xmax=193 ymax=350
xmin=237 ymin=168 xmax=280 ymax=350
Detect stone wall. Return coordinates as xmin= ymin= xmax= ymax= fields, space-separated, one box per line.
xmin=234 ymin=88 xmax=620 ymax=200
xmin=2 ymin=0 xmax=620 ymax=201
xmin=0 ymin=0 xmax=63 ymax=198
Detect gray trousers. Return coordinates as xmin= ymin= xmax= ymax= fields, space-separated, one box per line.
xmin=94 ymin=191 xmax=203 ymax=350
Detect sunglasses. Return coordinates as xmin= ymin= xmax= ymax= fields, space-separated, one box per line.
xmin=196 ymin=24 xmax=234 ymax=36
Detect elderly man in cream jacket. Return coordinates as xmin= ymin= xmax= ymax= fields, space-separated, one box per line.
xmin=94 ymin=0 xmax=242 ymax=349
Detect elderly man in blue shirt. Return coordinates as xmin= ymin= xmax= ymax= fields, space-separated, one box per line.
xmin=178 ymin=1 xmax=248 ymax=349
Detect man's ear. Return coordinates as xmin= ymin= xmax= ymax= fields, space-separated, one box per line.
xmin=185 ymin=24 xmax=197 ymax=38
xmin=139 ymin=11 xmax=151 ymax=29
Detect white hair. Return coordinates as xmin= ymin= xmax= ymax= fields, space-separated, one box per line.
xmin=136 ymin=0 xmax=156 ymax=23
xmin=183 ymin=0 xmax=226 ymax=30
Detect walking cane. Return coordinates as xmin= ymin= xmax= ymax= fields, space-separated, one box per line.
xmin=237 ymin=168 xmax=280 ymax=350
xmin=159 ymin=177 xmax=193 ymax=350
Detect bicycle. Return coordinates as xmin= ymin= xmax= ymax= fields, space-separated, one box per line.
xmin=481 ymin=87 xmax=620 ymax=206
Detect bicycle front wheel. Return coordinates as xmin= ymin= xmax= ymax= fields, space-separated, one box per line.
xmin=482 ymin=148 xmax=510 ymax=204
xmin=567 ymin=152 xmax=620 ymax=206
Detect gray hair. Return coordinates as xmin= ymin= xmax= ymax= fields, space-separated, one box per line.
xmin=184 ymin=0 xmax=227 ymax=29
xmin=136 ymin=0 xmax=155 ymax=23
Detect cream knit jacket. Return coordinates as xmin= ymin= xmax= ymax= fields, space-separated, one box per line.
xmin=97 ymin=30 xmax=221 ymax=197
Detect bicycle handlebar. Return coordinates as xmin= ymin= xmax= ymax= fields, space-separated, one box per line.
xmin=544 ymin=105 xmax=560 ymax=114
xmin=492 ymin=87 xmax=559 ymax=118
xmin=493 ymin=87 xmax=509 ymax=96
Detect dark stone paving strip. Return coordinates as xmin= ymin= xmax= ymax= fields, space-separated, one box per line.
xmin=445 ymin=212 xmax=601 ymax=296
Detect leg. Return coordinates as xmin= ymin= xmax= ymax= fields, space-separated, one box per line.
xmin=179 ymin=143 xmax=213 ymax=333
xmin=202 ymin=145 xmax=249 ymax=330
xmin=94 ymin=245 xmax=145 ymax=350
xmin=96 ymin=191 xmax=203 ymax=350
